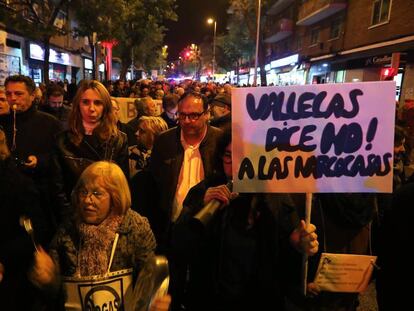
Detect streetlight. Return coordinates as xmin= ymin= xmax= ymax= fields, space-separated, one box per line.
xmin=161 ymin=45 xmax=168 ymax=75
xmin=207 ymin=17 xmax=217 ymax=80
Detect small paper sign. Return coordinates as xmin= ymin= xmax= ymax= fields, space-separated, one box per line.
xmin=313 ymin=253 xmax=377 ymax=293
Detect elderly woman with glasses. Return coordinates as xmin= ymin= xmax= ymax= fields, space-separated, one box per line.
xmin=30 ymin=161 xmax=171 ymax=311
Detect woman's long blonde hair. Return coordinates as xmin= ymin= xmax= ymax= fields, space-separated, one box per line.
xmin=69 ymin=80 xmax=119 ymax=145
xmin=138 ymin=116 xmax=168 ymax=149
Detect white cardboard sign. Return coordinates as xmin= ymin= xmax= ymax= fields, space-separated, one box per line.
xmin=313 ymin=253 xmax=377 ymax=293
xmin=232 ymin=82 xmax=395 ymax=193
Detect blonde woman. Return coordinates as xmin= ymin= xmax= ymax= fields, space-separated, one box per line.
xmin=129 ymin=116 xmax=168 ymax=219
xmin=129 ymin=116 xmax=168 ymax=175
xmin=56 ymin=80 xmax=129 ymax=195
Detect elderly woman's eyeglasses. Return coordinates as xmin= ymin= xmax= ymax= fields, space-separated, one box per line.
xmin=78 ymin=189 xmax=107 ymax=200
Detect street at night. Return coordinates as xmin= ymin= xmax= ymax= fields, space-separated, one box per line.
xmin=1 ymin=1 xmax=413 ymax=310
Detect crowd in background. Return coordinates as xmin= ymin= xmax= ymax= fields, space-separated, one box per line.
xmin=0 ymin=74 xmax=413 ymax=311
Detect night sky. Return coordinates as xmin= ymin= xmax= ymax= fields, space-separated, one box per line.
xmin=164 ymin=0 xmax=229 ymax=61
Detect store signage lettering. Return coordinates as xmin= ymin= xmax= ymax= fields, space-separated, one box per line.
xmin=365 ymin=55 xmax=391 ymax=66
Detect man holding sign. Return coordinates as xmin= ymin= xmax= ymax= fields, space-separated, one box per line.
xmin=173 ymin=129 xmax=319 ymax=311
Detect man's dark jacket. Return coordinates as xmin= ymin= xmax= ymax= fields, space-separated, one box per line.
xmin=148 ymin=125 xmax=222 ymax=250
xmin=0 ymin=105 xmax=69 ymax=240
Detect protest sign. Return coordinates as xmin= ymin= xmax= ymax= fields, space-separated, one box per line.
xmin=115 ymin=97 xmax=137 ymax=123
xmin=114 ymin=97 xmax=162 ymax=124
xmin=232 ymin=82 xmax=396 ymax=193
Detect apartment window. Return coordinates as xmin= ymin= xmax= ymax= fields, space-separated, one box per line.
xmin=310 ymin=28 xmax=319 ymax=45
xmin=330 ymin=19 xmax=342 ymax=39
xmin=53 ymin=10 xmax=67 ymax=29
xmin=371 ymin=0 xmax=391 ymax=25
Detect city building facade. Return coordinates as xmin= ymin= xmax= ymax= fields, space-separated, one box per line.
xmin=0 ymin=1 xmax=92 ymax=85
xmin=232 ymin=0 xmax=414 ymax=107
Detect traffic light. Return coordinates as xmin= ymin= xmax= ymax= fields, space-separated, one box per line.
xmin=380 ymin=67 xmax=397 ymax=81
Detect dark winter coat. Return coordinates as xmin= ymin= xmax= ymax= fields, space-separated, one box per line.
xmin=172 ymin=173 xmax=300 ymax=311
xmin=0 ymin=105 xmax=69 ymax=241
xmin=55 ymin=130 xmax=129 ymax=196
xmin=148 ymin=125 xmax=222 ymax=251
xmin=0 ymin=157 xmax=49 ymax=310
xmin=49 ymin=209 xmax=156 ymax=279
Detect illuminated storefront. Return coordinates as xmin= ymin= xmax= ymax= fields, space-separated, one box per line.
xmin=265 ymin=54 xmax=305 ymax=86
xmin=28 ymin=43 xmax=82 ymax=84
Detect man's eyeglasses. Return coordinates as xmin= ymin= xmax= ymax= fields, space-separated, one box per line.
xmin=177 ymin=110 xmax=207 ymax=121
xmin=78 ymin=189 xmax=107 ymax=200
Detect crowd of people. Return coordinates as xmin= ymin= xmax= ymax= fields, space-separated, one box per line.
xmin=0 ymin=74 xmax=413 ymax=310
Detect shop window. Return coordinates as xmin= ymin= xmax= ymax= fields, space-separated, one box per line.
xmin=6 ymin=39 xmax=21 ymax=49
xmin=0 ymin=53 xmax=21 ymax=85
xmin=371 ymin=0 xmax=391 ymax=26
xmin=310 ymin=28 xmax=319 ymax=46
xmin=330 ymin=19 xmax=342 ymax=39
xmin=335 ymin=70 xmax=345 ymax=83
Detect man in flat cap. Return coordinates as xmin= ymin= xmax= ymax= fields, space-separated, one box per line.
xmin=209 ymin=93 xmax=231 ymax=130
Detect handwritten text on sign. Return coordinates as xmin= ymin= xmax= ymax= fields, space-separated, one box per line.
xmin=232 ymin=82 xmax=395 ymax=193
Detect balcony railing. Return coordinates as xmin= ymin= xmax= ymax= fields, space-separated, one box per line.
xmin=264 ymin=18 xmax=293 ymax=43
xmin=297 ymin=0 xmax=347 ymax=26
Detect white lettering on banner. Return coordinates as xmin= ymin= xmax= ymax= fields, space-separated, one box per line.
xmin=232 ymin=82 xmax=395 ymax=193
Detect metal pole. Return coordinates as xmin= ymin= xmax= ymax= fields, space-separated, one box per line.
xmin=131 ymin=46 xmax=134 ymax=80
xmin=212 ymin=21 xmax=217 ymax=80
xmin=253 ymin=0 xmax=261 ymax=86
xmin=92 ymin=32 xmax=98 ymax=80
